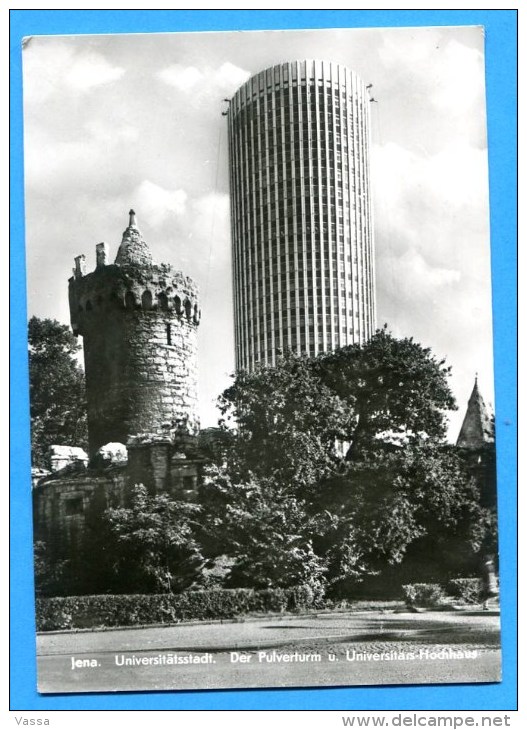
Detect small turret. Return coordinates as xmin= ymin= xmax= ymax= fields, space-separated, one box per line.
xmin=96 ymin=242 xmax=109 ymax=268
xmin=73 ymin=254 xmax=86 ymax=279
xmin=456 ymin=376 xmax=494 ymax=449
xmin=114 ymin=209 xmax=154 ymax=267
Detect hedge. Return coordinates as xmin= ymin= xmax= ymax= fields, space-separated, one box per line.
xmin=401 ymin=583 xmax=447 ymax=608
xmin=446 ymin=578 xmax=483 ymax=604
xmin=402 ymin=579 xmax=487 ymax=608
xmin=36 ymin=585 xmax=320 ymax=631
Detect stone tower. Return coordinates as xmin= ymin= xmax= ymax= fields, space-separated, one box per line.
xmin=69 ymin=210 xmax=200 ymax=456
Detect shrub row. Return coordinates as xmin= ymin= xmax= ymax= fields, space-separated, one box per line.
xmin=37 ymin=578 xmax=486 ymax=629
xmin=402 ymin=578 xmax=483 ymax=608
xmin=36 ymin=585 xmax=320 ymax=632
xmin=446 ymin=578 xmax=484 ymax=604
xmin=402 ymin=583 xmax=447 ymax=608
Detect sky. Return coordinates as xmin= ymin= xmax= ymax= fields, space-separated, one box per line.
xmin=22 ymin=25 xmax=494 ymax=440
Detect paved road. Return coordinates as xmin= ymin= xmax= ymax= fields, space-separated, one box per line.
xmin=37 ymin=609 xmax=501 ymax=694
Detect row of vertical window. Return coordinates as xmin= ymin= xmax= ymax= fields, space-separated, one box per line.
xmin=234 ymin=87 xmax=366 ymax=117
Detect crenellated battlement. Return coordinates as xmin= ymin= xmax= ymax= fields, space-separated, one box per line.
xmin=69 ymin=261 xmax=200 ymax=336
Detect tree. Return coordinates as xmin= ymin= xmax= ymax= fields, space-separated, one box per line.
xmin=217 ymin=353 xmax=349 ymax=491
xmin=28 ymin=317 xmax=88 ymax=467
xmin=33 ymin=540 xmax=70 ymax=597
xmin=199 ymin=465 xmax=327 ymax=594
xmin=206 ymin=336 xmax=486 ymax=595
xmin=103 ymin=485 xmax=204 ymax=594
xmin=313 ymin=445 xmax=487 ymax=593
xmin=316 ymin=326 xmax=457 ymax=458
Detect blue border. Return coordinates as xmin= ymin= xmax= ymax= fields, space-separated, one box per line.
xmin=10 ymin=9 xmax=517 ymax=711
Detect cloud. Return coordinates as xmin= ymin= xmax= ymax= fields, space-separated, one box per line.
xmin=64 ymin=52 xmax=125 ymax=91
xmin=371 ymin=141 xmax=489 ymax=262
xmin=132 ymin=180 xmax=188 ymax=227
xmin=23 ymin=41 xmax=125 ymax=104
xmin=132 ymin=190 xmax=231 ymax=282
xmin=157 ymin=61 xmax=250 ymax=102
xmin=381 ymin=250 xmax=460 ymax=302
xmin=371 ymin=141 xmax=491 ymax=320
xmin=83 ymin=120 xmax=139 ymax=144
xmin=370 ymin=135 xmax=493 ymax=440
xmin=429 ymin=39 xmax=485 ymax=117
xmin=187 ymin=192 xmax=230 ymax=242
xmin=24 ymin=119 xmax=140 ymax=192
xmin=377 ymin=31 xmax=486 ymax=149
xmin=378 ymin=32 xmax=484 ymax=113
xmin=157 ymin=64 xmax=204 ymax=92
xmin=215 ymin=61 xmax=252 ymax=89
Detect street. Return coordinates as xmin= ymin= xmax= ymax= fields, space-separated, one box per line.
xmin=37 ymin=609 xmax=501 ymax=693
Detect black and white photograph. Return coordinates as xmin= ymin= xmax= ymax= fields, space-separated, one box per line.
xmin=22 ymin=25 xmax=501 ymax=694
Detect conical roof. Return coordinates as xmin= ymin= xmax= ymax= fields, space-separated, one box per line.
xmin=456 ymin=377 xmax=494 ymax=449
xmin=114 ymin=210 xmax=154 ymax=267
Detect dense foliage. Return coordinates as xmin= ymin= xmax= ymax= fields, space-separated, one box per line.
xmin=199 ymin=329 xmax=493 ymax=596
xmin=101 ymin=484 xmax=205 ymax=594
xmin=316 ymin=326 xmax=457 ymax=457
xmin=33 ymin=327 xmax=495 ymax=602
xmin=28 ymin=317 xmax=88 ymax=467
xmin=217 ymin=353 xmax=348 ymax=488
xmin=200 ymin=469 xmax=326 ymax=595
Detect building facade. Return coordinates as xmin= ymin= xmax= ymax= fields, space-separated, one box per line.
xmin=227 ymin=60 xmax=376 ymax=371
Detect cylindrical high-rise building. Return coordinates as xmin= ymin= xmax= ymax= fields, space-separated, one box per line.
xmin=227 ymin=60 xmax=376 ymax=371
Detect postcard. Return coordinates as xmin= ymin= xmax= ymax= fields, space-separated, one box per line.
xmin=22 ymin=25 xmax=501 ymax=694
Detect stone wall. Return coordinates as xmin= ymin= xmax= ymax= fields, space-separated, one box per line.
xmin=126 ymin=440 xmax=202 ymax=499
xmin=33 ymin=440 xmax=203 ymax=556
xmin=69 ymin=263 xmax=200 ymax=456
xmin=33 ymin=469 xmax=127 ymax=551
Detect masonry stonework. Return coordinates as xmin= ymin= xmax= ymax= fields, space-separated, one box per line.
xmin=33 ymin=212 xmax=205 ymax=558
xmin=68 ymin=211 xmax=200 ymax=456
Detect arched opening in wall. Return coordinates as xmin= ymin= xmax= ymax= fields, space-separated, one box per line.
xmin=85 ymin=300 xmax=93 ymax=312
xmin=174 ymin=295 xmax=182 ymax=315
xmin=158 ymin=292 xmax=169 ymax=310
xmin=193 ymin=304 xmax=199 ymax=324
xmin=125 ymin=291 xmax=136 ymax=309
xmin=110 ymin=291 xmax=120 ymax=305
xmin=166 ymin=323 xmax=172 ymax=346
xmin=184 ymin=299 xmax=192 ymax=319
xmin=142 ymin=290 xmax=153 ymax=310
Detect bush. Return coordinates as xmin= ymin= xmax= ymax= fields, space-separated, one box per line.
xmin=402 ymin=583 xmax=447 ymax=608
xmin=36 ymin=585 xmax=319 ymax=631
xmin=446 ymin=578 xmax=482 ymax=604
